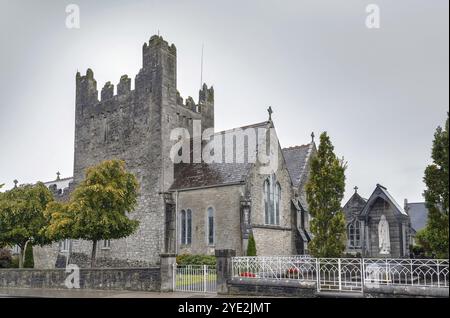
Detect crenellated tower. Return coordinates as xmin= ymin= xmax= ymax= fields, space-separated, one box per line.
xmin=72 ymin=35 xmax=215 ymax=264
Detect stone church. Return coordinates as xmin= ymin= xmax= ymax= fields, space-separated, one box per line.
xmin=34 ymin=35 xmax=317 ymax=268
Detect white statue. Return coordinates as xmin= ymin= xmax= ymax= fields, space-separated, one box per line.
xmin=378 ymin=215 xmax=390 ymax=254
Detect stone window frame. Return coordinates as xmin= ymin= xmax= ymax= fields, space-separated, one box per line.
xmin=12 ymin=245 xmax=21 ymax=255
xmin=59 ymin=239 xmax=71 ymax=253
xmin=264 ymin=174 xmax=281 ymax=226
xmin=101 ymin=239 xmax=111 ymax=250
xmin=206 ymin=206 xmax=215 ymax=246
xmin=180 ymin=209 xmax=192 ymax=245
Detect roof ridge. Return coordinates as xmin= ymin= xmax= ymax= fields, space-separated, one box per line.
xmin=215 ymin=121 xmax=270 ymax=135
xmin=282 ymin=143 xmax=311 ymax=150
xmin=44 ymin=176 xmax=73 ymax=183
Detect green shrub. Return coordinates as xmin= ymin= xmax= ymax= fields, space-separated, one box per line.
xmin=0 ymin=248 xmax=12 ymax=268
xmin=11 ymin=256 xmax=19 ymax=268
xmin=23 ymin=244 xmax=34 ymax=268
xmin=176 ymin=254 xmax=216 ymax=266
xmin=247 ymin=234 xmax=257 ymax=256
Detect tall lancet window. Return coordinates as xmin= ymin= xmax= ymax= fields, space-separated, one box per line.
xmin=180 ymin=209 xmax=192 ymax=245
xmin=207 ymin=207 xmax=215 ymax=245
xmin=348 ymin=220 xmax=361 ymax=248
xmin=264 ymin=174 xmax=281 ymax=225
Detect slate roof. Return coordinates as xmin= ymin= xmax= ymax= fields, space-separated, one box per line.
xmin=360 ymin=184 xmax=409 ymax=218
xmin=378 ymin=185 xmax=408 ymax=216
xmin=407 ymin=202 xmax=428 ymax=232
xmin=169 ymin=121 xmax=269 ymax=191
xmin=282 ymin=144 xmax=312 ymax=187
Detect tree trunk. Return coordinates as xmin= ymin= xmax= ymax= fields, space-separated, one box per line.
xmin=19 ymin=241 xmax=30 ymax=268
xmin=91 ymin=240 xmax=97 ymax=268
xmin=19 ymin=246 xmax=24 ymax=268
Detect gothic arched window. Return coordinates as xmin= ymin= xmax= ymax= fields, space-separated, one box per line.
xmin=348 ymin=220 xmax=361 ymax=249
xmin=180 ymin=209 xmax=192 ymax=245
xmin=207 ymin=207 xmax=215 ymax=245
xmin=264 ymin=175 xmax=281 ymax=225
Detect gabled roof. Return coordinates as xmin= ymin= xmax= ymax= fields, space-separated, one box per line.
xmin=169 ymin=121 xmax=269 ymax=191
xmin=407 ymin=202 xmax=428 ymax=232
xmin=282 ymin=143 xmax=314 ymax=187
xmin=343 ymin=191 xmax=368 ymax=209
xmin=360 ymin=184 xmax=408 ymax=218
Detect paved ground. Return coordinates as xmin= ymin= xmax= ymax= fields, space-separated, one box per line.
xmin=0 ymin=288 xmax=271 ymax=298
xmin=0 ymin=288 xmax=220 ymax=298
xmin=0 ymin=288 xmax=366 ymax=298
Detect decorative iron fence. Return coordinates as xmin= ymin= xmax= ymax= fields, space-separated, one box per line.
xmin=231 ymin=256 xmax=449 ymax=292
xmin=173 ymin=264 xmax=217 ymax=293
xmin=232 ymin=255 xmax=317 ymax=282
xmin=363 ymin=258 xmax=449 ymax=288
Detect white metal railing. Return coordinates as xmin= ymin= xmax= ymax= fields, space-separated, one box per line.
xmin=232 ymin=256 xmax=317 ymax=282
xmin=231 ymin=256 xmax=449 ymax=292
xmin=363 ymin=258 xmax=449 ymax=288
xmin=173 ymin=264 xmax=217 ymax=293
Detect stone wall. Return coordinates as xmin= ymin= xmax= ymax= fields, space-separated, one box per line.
xmin=0 ymin=267 xmax=161 ymax=291
xmin=177 ymin=185 xmax=245 ymax=256
xmin=228 ymin=278 xmax=317 ymax=297
xmin=364 ymin=285 xmax=449 ymax=298
xmin=247 ymin=135 xmax=295 ymax=256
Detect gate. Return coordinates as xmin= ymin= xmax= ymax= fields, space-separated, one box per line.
xmin=317 ymin=258 xmax=363 ymax=292
xmin=173 ymin=264 xmax=217 ymax=293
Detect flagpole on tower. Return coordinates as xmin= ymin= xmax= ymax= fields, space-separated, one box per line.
xmin=200 ymin=43 xmax=204 ymax=90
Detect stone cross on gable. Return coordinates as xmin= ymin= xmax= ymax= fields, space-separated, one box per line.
xmin=267 ymin=106 xmax=273 ymax=120
xmin=354 ymin=186 xmax=359 ymax=193
xmin=56 ymin=171 xmax=61 ymax=181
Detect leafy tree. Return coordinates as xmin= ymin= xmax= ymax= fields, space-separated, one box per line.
xmin=306 ymin=132 xmax=347 ymax=258
xmin=0 ymin=248 xmax=12 ymax=268
xmin=414 ymin=228 xmax=432 ymax=257
xmin=247 ymin=234 xmax=257 ymax=256
xmin=23 ymin=243 xmax=34 ymax=268
xmin=421 ymin=113 xmax=449 ymax=258
xmin=0 ymin=182 xmax=54 ymax=267
xmin=45 ymin=160 xmax=140 ymax=267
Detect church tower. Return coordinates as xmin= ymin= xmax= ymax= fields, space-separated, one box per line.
xmin=73 ymin=35 xmax=214 ymax=264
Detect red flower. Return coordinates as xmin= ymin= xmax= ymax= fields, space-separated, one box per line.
xmin=287 ymin=268 xmax=299 ymax=274
xmin=240 ymin=272 xmax=256 ymax=278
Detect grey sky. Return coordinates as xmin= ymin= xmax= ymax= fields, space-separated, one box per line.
xmin=0 ymin=0 xmax=448 ymax=203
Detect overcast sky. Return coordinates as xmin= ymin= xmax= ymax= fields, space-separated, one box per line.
xmin=0 ymin=0 xmax=448 ymax=203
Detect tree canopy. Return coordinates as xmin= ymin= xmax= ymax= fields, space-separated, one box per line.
xmin=0 ymin=182 xmax=54 ymax=267
xmin=44 ymin=159 xmax=140 ymax=267
xmin=421 ymin=113 xmax=449 ymax=258
xmin=306 ymin=132 xmax=347 ymax=258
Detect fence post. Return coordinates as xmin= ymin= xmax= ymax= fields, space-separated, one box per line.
xmin=215 ymin=249 xmax=236 ymax=295
xmin=173 ymin=263 xmax=177 ymax=291
xmin=338 ymin=259 xmax=342 ymax=291
xmin=410 ymin=259 xmax=414 ymax=286
xmin=385 ymin=259 xmax=389 ymax=285
xmin=437 ymin=261 xmax=440 ymax=288
xmin=316 ymin=258 xmax=320 ymax=292
xmin=278 ymin=257 xmax=282 ymax=279
xmin=361 ymin=258 xmax=365 ymax=291
xmin=160 ymin=253 xmax=177 ymax=292
xmin=203 ymin=265 xmax=207 ymax=293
